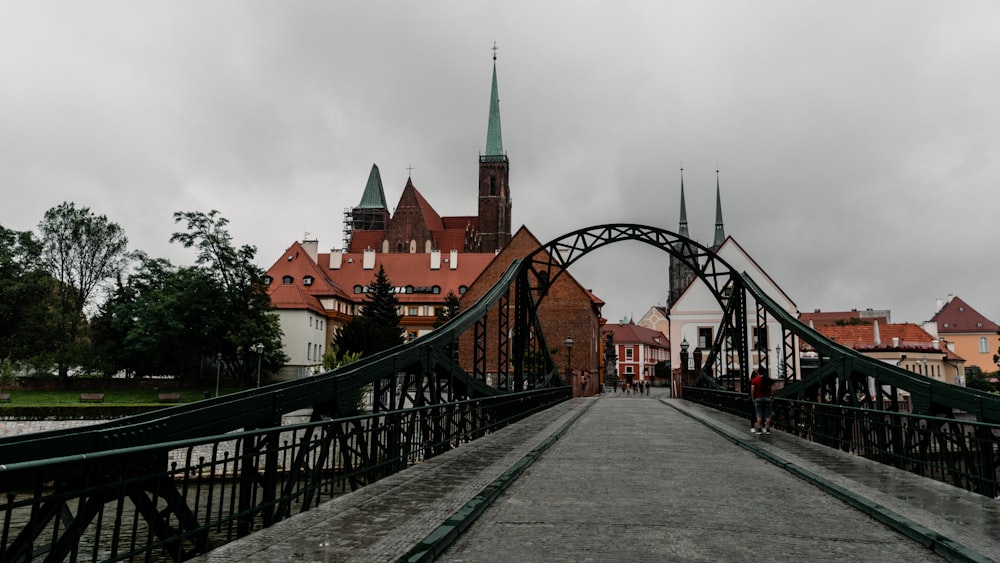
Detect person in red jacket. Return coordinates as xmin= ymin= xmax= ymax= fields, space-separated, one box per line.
xmin=750 ymin=367 xmax=774 ymax=435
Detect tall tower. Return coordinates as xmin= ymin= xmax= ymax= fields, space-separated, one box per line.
xmin=712 ymin=168 xmax=726 ymax=250
xmin=477 ymin=46 xmax=511 ymax=253
xmin=345 ymin=163 xmax=390 ymax=248
xmin=668 ymin=168 xmax=697 ymax=309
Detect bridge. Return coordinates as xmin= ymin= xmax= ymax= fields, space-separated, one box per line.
xmin=1 ymin=224 xmax=998 ymax=562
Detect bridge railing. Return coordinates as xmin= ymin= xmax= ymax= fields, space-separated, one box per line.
xmin=683 ymin=387 xmax=999 ymax=498
xmin=0 ymin=387 xmax=569 ymax=562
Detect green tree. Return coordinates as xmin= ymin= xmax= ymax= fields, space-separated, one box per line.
xmin=335 ymin=265 xmax=403 ymax=357
xmin=0 ymin=226 xmax=58 ymax=365
xmin=434 ymin=290 xmax=461 ymax=328
xmin=0 ymin=355 xmax=16 ymax=393
xmin=38 ymin=203 xmax=128 ymax=385
xmin=90 ymin=254 xmax=226 ymax=381
xmin=170 ymin=210 xmax=286 ymax=385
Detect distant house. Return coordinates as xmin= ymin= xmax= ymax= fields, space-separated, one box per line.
xmin=925 ymin=296 xmax=999 ymax=372
xmin=813 ymin=321 xmax=966 ymax=386
xmin=264 ymin=241 xmax=493 ymax=380
xmin=637 ymin=306 xmax=668 ymax=338
xmin=670 ymin=236 xmax=799 ymax=384
xmin=602 ymin=321 xmax=669 ymax=385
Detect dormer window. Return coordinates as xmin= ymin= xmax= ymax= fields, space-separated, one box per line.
xmin=459 ymin=285 xmax=468 ymax=295
xmin=353 ymin=285 xmax=363 ymax=294
xmin=263 ymin=276 xmax=272 ymax=286
xmin=282 ymin=275 xmax=294 ymax=284
xmin=303 ymin=276 xmax=314 ymax=286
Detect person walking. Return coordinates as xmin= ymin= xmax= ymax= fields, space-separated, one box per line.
xmin=750 ymin=368 xmax=774 ymax=435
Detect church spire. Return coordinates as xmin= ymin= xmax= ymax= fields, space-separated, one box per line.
xmin=678 ymin=167 xmax=689 ymax=238
xmin=484 ymin=43 xmax=504 ymax=156
xmin=357 ymin=163 xmax=388 ymax=209
xmin=713 ymin=168 xmax=726 ymax=248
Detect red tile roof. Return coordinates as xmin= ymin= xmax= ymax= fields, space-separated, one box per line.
xmin=268 ymin=283 xmax=327 ymax=315
xmin=602 ymin=322 xmax=669 ymax=349
xmin=813 ymin=322 xmax=960 ymax=359
xmin=930 ymin=296 xmax=999 ymax=334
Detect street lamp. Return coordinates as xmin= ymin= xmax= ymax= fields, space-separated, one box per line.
xmin=215 ymin=352 xmax=222 ymax=398
xmin=252 ymin=343 xmax=264 ymax=388
xmin=677 ymin=337 xmax=689 ymax=398
xmin=564 ymin=335 xmax=574 ymax=388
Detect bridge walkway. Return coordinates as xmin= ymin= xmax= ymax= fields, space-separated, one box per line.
xmin=198 ymin=391 xmax=999 ymax=562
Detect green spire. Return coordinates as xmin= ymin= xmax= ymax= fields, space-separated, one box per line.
xmin=357 ymin=163 xmax=388 ymax=209
xmin=485 ymin=53 xmax=504 ymax=156
xmin=678 ymin=167 xmax=689 ymax=238
xmin=713 ymin=168 xmax=726 ymax=247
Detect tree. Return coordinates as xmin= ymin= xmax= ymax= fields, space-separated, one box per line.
xmin=90 ymin=254 xmax=226 ymax=381
xmin=38 ymin=203 xmax=128 ymax=385
xmin=0 ymin=225 xmax=58 ymax=365
xmin=335 ymin=265 xmax=403 ymax=358
xmin=170 ymin=210 xmax=286 ymax=385
xmin=434 ymin=290 xmax=462 ymax=328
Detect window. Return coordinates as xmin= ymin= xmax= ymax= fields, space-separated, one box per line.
xmin=625 ymin=347 xmax=634 ymax=360
xmin=977 ymin=322 xmax=983 ymax=328
xmin=432 ymin=285 xmax=441 ymax=294
xmin=459 ymin=285 xmax=468 ymax=295
xmin=263 ymin=276 xmax=272 ymax=286
xmin=303 ymin=276 xmax=314 ymax=286
xmin=282 ymin=275 xmax=293 ymax=284
xmin=408 ymin=306 xmax=418 ymax=316
xmin=698 ymin=327 xmax=713 ymax=349
xmin=624 ymin=366 xmax=634 ymax=375
xmin=407 ymin=331 xmax=418 ymax=342
xmin=752 ymin=327 xmax=768 ymax=351
xmin=353 ymin=285 xmax=363 ymax=294
xmin=980 ymin=337 xmax=989 ymax=353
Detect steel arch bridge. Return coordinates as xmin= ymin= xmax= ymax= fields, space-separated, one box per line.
xmin=2 ymin=223 xmax=998 ymax=561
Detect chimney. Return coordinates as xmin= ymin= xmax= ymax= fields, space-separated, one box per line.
xmin=892 ymin=337 xmax=899 ymax=348
xmin=301 ymin=239 xmax=318 ymax=262
xmin=363 ymin=248 xmax=376 ymax=270
xmin=873 ymin=320 xmax=881 ymax=346
xmin=449 ymin=249 xmax=458 ymax=270
xmin=935 ymin=298 xmax=944 ymax=313
xmin=932 ymin=339 xmax=940 ymax=350
xmin=430 ymin=249 xmax=441 ymax=270
xmin=330 ymin=249 xmax=343 ymax=270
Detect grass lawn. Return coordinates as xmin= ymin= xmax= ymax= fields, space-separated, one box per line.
xmin=0 ymin=388 xmax=239 ymax=406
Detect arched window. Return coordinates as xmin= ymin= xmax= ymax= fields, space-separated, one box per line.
xmin=282 ymin=275 xmax=294 ymax=284
xmin=353 ymin=285 xmax=363 ymax=294
xmin=263 ymin=276 xmax=272 ymax=285
xmin=397 ymin=242 xmax=404 ymax=253
xmin=432 ymin=285 xmax=441 ymax=294
xmin=980 ymin=337 xmax=989 ymax=353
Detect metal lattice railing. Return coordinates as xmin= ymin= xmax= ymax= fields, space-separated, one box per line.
xmin=683 ymin=387 xmax=1000 ymax=498
xmin=0 ymin=388 xmax=569 ymax=562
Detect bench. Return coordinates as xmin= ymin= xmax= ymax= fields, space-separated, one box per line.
xmin=0 ymin=393 xmax=10 ymax=403
xmin=79 ymin=393 xmax=105 ymax=403
xmin=157 ymin=393 xmax=181 ymax=403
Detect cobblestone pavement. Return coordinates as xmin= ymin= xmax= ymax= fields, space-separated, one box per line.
xmin=442 ymin=393 xmax=968 ymax=563
xmin=189 ymin=391 xmax=998 ymax=562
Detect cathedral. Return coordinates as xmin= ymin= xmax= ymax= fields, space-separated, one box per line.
xmin=264 ymin=54 xmax=513 ymax=380
xmin=344 ymin=53 xmax=511 ymax=255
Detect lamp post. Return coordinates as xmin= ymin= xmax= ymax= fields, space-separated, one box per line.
xmin=252 ymin=343 xmax=264 ymax=388
xmin=565 ymin=335 xmax=574 ymax=390
xmin=678 ymin=337 xmax=689 ymax=398
xmin=215 ymin=352 xmax=222 ymax=398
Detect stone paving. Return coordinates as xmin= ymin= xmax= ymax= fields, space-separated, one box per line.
xmin=194 ymin=391 xmax=999 ymax=562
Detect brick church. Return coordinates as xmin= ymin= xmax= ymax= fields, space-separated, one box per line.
xmin=264 ymin=54 xmax=515 ymax=380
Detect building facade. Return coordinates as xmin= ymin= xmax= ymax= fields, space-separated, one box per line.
xmin=264 ymin=55 xmax=512 ymax=380
xmin=602 ymin=321 xmax=669 ymax=385
xmin=926 ymin=295 xmax=999 ymax=373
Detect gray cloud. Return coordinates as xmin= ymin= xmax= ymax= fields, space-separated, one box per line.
xmin=2 ymin=2 xmax=998 ymax=326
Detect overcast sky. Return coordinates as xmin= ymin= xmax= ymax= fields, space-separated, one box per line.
xmin=3 ymin=2 xmax=999 ymax=327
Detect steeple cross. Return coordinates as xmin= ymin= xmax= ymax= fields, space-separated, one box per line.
xmin=491 ymin=42 xmax=498 ymax=61
xmin=407 ymin=165 xmax=414 ymax=178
